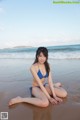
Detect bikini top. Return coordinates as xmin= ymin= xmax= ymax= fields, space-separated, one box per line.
xmin=37 ymin=69 xmax=48 ymax=79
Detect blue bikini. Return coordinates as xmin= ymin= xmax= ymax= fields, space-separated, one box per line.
xmin=37 ymin=69 xmax=48 ymax=79
xmin=29 ymin=69 xmax=48 ymax=97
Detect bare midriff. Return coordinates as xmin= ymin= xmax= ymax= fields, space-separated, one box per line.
xmin=32 ymin=78 xmax=45 ymax=87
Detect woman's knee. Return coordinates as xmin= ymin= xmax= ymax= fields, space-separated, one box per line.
xmin=41 ymin=99 xmax=49 ymax=107
xmin=61 ymin=90 xmax=67 ymax=98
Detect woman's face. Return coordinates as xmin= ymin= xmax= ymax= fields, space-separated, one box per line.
xmin=37 ymin=52 xmax=47 ymax=64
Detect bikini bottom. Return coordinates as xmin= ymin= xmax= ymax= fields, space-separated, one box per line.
xmin=29 ymin=83 xmax=48 ymax=97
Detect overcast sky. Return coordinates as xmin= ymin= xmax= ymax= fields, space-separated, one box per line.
xmin=0 ymin=0 xmax=80 ymax=48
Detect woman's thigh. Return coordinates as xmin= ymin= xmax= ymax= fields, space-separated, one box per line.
xmin=32 ymin=87 xmax=49 ymax=101
xmin=45 ymin=85 xmax=67 ymax=98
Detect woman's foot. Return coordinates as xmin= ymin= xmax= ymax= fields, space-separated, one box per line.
xmin=9 ymin=96 xmax=22 ymax=106
xmin=54 ymin=82 xmax=62 ymax=87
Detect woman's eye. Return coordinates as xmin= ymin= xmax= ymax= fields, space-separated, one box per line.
xmin=39 ymin=55 xmax=42 ymax=57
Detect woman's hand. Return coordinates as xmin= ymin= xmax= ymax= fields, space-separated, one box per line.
xmin=54 ymin=96 xmax=63 ymax=103
xmin=49 ymin=97 xmax=58 ymax=105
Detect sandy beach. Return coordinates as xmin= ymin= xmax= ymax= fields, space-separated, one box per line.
xmin=0 ymin=58 xmax=80 ymax=120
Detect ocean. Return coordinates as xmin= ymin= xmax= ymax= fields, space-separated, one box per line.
xmin=0 ymin=44 xmax=80 ymax=59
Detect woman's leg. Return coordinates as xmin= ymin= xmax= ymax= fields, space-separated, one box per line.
xmin=54 ymin=86 xmax=67 ymax=98
xmin=54 ymin=82 xmax=62 ymax=87
xmin=9 ymin=87 xmax=49 ymax=107
xmin=45 ymin=84 xmax=67 ymax=98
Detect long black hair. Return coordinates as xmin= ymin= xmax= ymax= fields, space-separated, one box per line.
xmin=33 ymin=47 xmax=50 ymax=76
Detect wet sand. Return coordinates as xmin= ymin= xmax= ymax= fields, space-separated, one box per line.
xmin=0 ymin=58 xmax=80 ymax=120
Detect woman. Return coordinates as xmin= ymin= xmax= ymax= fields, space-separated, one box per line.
xmin=9 ymin=47 xmax=67 ymax=107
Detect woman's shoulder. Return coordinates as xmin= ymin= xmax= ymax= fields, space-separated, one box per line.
xmin=31 ymin=63 xmax=38 ymax=68
xmin=30 ymin=63 xmax=38 ymax=71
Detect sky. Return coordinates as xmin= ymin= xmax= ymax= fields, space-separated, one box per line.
xmin=0 ymin=0 xmax=80 ymax=49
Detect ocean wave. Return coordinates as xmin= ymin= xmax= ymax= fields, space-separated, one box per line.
xmin=0 ymin=52 xmax=80 ymax=59
xmin=0 ymin=44 xmax=80 ymax=53
xmin=0 ymin=44 xmax=80 ymax=59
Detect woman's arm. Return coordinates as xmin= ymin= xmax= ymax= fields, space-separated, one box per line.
xmin=30 ymin=65 xmax=51 ymax=100
xmin=48 ymin=71 xmax=56 ymax=98
xmin=48 ymin=68 xmax=63 ymax=102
